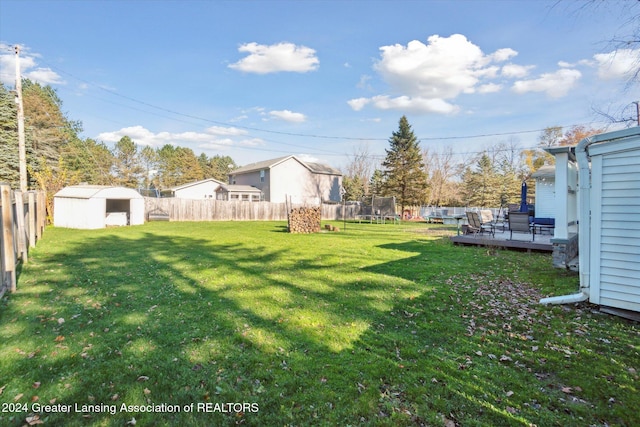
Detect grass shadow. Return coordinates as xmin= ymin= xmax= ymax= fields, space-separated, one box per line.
xmin=1 ymin=222 xmax=637 ymax=426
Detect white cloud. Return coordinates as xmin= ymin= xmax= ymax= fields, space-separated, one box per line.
xmin=356 ymin=74 xmax=373 ymax=90
xmin=350 ymin=34 xmax=518 ymax=114
xmin=511 ymin=68 xmax=582 ymax=98
xmin=25 ymin=67 xmax=65 ymax=85
xmin=477 ymin=83 xmax=502 ymax=94
xmin=228 ymin=42 xmax=319 ymax=74
xmin=593 ymin=49 xmax=639 ymax=80
xmin=0 ymin=45 xmax=64 ymax=86
xmin=501 ymin=63 xmax=534 ymax=78
xmin=296 ymin=153 xmax=319 ymax=163
xmin=488 ymin=48 xmax=518 ymax=63
xmin=268 ymin=109 xmax=307 ymax=122
xmin=355 ymin=95 xmax=459 ymax=114
xmin=205 ymin=126 xmax=248 ymax=136
xmin=96 ymin=125 xmax=263 ymax=150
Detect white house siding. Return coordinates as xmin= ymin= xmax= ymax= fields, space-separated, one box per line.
xmin=534 ymin=180 xmax=555 ymax=218
xmin=233 ymin=171 xmax=269 ymax=200
xmin=270 ymin=159 xmax=312 ymax=203
xmin=589 ymin=141 xmax=640 ymax=312
xmin=173 ymin=180 xmax=223 ymax=199
xmin=568 ymin=162 xmax=579 ymax=234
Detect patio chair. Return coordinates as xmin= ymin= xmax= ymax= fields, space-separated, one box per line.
xmin=508 ymin=212 xmax=534 ymax=241
xmin=466 ymin=211 xmax=494 ymax=237
xmin=479 ymin=209 xmax=506 ymax=233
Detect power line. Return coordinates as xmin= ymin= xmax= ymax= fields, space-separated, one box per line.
xmin=37 ymin=59 xmax=613 ymax=144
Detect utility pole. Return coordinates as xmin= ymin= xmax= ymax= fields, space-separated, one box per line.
xmin=15 ymin=45 xmax=28 ymax=192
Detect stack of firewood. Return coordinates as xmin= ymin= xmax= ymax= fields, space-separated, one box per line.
xmin=288 ymin=207 xmax=321 ymax=233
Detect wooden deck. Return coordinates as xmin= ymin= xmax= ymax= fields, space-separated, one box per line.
xmin=450 ymin=231 xmax=553 ymax=252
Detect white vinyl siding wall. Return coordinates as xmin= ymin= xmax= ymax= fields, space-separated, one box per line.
xmin=534 ymin=181 xmax=555 ymax=218
xmin=589 ymin=141 xmax=640 ymax=312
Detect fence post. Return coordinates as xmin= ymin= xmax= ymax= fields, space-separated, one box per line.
xmin=28 ymin=191 xmax=36 ymax=247
xmin=36 ymin=191 xmax=46 ymax=239
xmin=1 ymin=184 xmax=17 ymax=293
xmin=14 ymin=190 xmax=28 ymax=263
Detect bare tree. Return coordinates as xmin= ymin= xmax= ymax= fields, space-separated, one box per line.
xmin=423 ymin=146 xmax=459 ymax=207
xmin=342 ymin=143 xmax=375 ymax=201
xmin=562 ymin=1 xmax=640 ymax=125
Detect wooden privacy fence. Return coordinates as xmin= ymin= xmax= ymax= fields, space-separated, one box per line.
xmin=0 ymin=183 xmax=47 ymax=298
xmin=144 ymin=197 xmax=361 ymax=222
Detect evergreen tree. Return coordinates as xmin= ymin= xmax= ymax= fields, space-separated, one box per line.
xmin=0 ymin=83 xmax=20 ymax=187
xmin=140 ymin=145 xmax=159 ymax=188
xmin=341 ymin=175 xmax=366 ymax=201
xmin=381 ymin=116 xmax=428 ymax=214
xmin=461 ymin=153 xmax=505 ymax=207
xmin=369 ymin=169 xmax=385 ymax=196
xmin=209 ymin=155 xmax=237 ymax=182
xmin=156 ymin=144 xmax=204 ymax=188
xmin=22 ymin=80 xmax=80 ymax=173
xmin=63 ymin=137 xmax=114 ymax=185
xmin=112 ymin=136 xmax=144 ymax=187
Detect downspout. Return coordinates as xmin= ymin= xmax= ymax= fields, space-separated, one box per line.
xmin=540 ymin=136 xmax=595 ymax=305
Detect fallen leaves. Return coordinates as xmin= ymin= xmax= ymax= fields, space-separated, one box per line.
xmin=25 ymin=414 xmax=44 ymax=425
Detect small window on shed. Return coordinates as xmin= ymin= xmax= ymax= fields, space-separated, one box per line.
xmin=251 ymin=194 xmax=260 ymax=202
xmin=242 ymin=194 xmax=250 ymax=201
xmin=231 ymin=194 xmax=239 ymax=200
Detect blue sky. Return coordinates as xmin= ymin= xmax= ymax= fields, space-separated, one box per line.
xmin=1 ymin=0 xmax=639 ymax=169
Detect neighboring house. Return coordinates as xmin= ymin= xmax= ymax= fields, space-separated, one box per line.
xmin=229 ymin=155 xmax=342 ymax=204
xmin=54 ymin=185 xmax=145 ymax=229
xmin=160 ymin=178 xmax=225 ymax=199
xmin=216 ymin=184 xmax=263 ymax=202
xmin=541 ymin=128 xmax=640 ymax=314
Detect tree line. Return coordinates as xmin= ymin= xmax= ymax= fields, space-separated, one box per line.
xmin=343 ymin=116 xmax=604 ymax=212
xmin=1 ymin=80 xmax=237 ymax=212
xmin=1 ymin=81 xmax=605 ymax=216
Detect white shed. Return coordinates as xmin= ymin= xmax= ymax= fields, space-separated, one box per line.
xmin=54 ymin=185 xmax=145 ymax=229
xmin=531 ymin=165 xmax=556 ymax=220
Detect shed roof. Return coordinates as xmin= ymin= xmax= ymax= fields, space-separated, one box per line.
xmin=54 ymin=185 xmax=143 ymax=200
xmin=531 ymin=165 xmax=555 ymax=180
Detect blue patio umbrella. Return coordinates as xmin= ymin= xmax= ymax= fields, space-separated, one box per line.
xmin=519 ymin=181 xmax=528 ymax=212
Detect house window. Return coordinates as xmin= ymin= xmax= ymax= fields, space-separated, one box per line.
xmin=260 ymin=170 xmax=265 ymax=183
xmin=231 ymin=175 xmax=236 ymax=184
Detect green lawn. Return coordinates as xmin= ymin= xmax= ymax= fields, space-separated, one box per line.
xmin=1 ymin=221 xmax=638 ymax=426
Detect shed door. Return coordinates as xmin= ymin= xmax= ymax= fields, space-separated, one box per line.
xmin=590 ymin=150 xmax=640 ymax=311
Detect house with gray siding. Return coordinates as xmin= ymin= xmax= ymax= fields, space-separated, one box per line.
xmin=229 ymin=156 xmax=342 ymax=204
